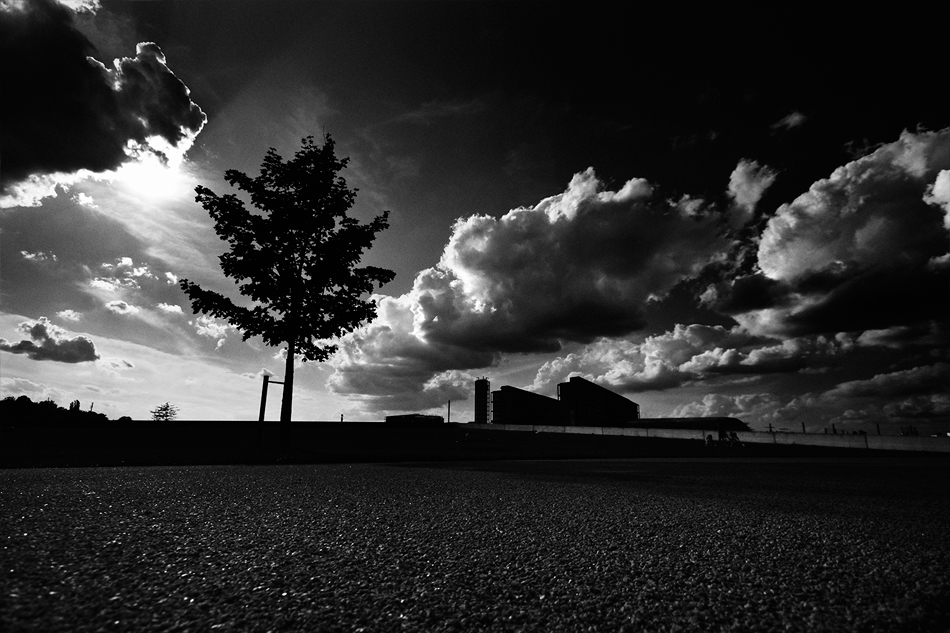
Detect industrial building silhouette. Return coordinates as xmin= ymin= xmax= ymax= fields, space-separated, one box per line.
xmin=477 ymin=376 xmax=641 ymax=427
xmin=476 ymin=377 xmax=750 ymax=432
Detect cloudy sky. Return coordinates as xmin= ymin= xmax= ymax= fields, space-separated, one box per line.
xmin=2 ymin=0 xmax=948 ymax=432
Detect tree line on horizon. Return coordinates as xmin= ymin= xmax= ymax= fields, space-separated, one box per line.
xmin=1 ymin=396 xmax=183 ymax=425
xmin=1 ymin=395 xmax=130 ymax=426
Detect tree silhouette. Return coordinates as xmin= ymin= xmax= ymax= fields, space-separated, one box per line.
xmin=150 ymin=402 xmax=179 ymax=422
xmin=179 ymin=135 xmax=395 ymax=423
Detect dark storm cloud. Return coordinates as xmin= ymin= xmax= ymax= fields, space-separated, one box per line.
xmin=705 ymin=128 xmax=950 ymax=338
xmin=0 ymin=0 xmax=205 ymax=201
xmin=0 ymin=316 xmax=99 ymax=363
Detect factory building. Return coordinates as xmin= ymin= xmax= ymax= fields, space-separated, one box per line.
xmin=478 ymin=378 xmax=747 ymax=430
xmin=557 ymin=376 xmax=640 ymax=426
xmin=484 ymin=376 xmax=640 ymax=427
xmin=490 ymin=385 xmax=562 ymax=426
xmin=474 ymin=377 xmax=491 ymax=425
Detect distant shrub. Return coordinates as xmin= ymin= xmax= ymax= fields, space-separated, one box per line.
xmin=150 ymin=402 xmax=179 ymax=422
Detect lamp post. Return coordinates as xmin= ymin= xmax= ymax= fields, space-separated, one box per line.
xmin=259 ymin=374 xmax=287 ymax=451
xmin=259 ymin=374 xmax=285 ymax=422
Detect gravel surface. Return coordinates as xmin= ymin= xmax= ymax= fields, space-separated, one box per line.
xmin=2 ymin=459 xmax=948 ymax=632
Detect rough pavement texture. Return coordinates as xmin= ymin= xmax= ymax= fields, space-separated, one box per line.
xmin=2 ymin=459 xmax=948 ymax=632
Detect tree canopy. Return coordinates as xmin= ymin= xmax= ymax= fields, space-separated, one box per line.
xmin=150 ymin=402 xmax=179 ymax=422
xmin=179 ymin=135 xmax=395 ymax=422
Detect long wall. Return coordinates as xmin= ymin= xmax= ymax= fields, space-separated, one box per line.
xmin=465 ymin=424 xmax=950 ymax=453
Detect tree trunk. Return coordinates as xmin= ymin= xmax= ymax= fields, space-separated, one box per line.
xmin=279 ymin=338 xmax=295 ymax=450
xmin=280 ymin=338 xmax=295 ymax=422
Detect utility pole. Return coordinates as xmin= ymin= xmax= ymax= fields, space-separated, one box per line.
xmin=447 ymin=400 xmax=451 ymax=424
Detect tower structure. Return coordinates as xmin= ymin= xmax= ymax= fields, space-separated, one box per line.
xmin=475 ymin=377 xmax=491 ymax=424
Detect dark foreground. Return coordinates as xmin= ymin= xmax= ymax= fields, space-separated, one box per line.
xmin=2 ymin=459 xmax=948 ymax=632
xmin=1 ymin=422 xmax=936 ymax=468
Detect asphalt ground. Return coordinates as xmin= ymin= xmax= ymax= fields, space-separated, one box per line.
xmin=2 ymin=458 xmax=948 ymax=632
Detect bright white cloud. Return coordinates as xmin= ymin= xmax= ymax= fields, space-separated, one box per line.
xmin=530 ymin=324 xmax=849 ymax=395
xmin=56 ymin=309 xmax=82 ymax=322
xmin=924 ymin=168 xmax=950 ymax=228
xmin=727 ymin=159 xmax=777 ymax=226
xmin=193 ymin=315 xmax=234 ymax=349
xmin=416 ymin=168 xmax=725 ymax=352
xmin=21 ymin=250 xmax=57 ymax=263
xmin=0 ymin=171 xmax=89 ymax=209
xmin=73 ymin=192 xmax=97 ymax=207
xmin=758 ymin=128 xmax=949 ymax=283
xmin=156 ymin=303 xmax=183 ymax=314
xmin=105 ymin=300 xmax=140 ymax=315
xmin=671 ymin=393 xmax=781 ymax=420
xmin=90 ymin=278 xmax=119 ymax=292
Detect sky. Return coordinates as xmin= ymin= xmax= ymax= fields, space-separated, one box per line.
xmin=1 ymin=0 xmax=948 ymax=432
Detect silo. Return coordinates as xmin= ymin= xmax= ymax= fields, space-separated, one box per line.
xmin=475 ymin=377 xmax=490 ymax=424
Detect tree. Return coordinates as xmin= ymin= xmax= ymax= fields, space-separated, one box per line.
xmin=179 ymin=135 xmax=395 ymax=423
xmin=151 ymin=402 xmax=179 ymax=422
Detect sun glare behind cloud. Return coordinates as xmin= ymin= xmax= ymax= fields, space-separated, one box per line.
xmin=113 ymin=152 xmax=191 ymax=201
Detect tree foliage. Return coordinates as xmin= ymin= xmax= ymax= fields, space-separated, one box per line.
xmin=0 ymin=396 xmax=110 ymax=426
xmin=179 ymin=134 xmax=395 ymax=421
xmin=150 ymin=402 xmax=179 ymax=422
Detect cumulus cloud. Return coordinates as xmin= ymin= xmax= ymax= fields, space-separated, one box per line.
xmin=727 ymin=159 xmax=777 ymax=227
xmin=105 ymin=300 xmax=139 ymax=315
xmin=924 ymin=169 xmax=950 ymax=228
xmin=329 ymin=170 xmax=729 ymax=410
xmin=530 ymin=324 xmax=849 ymax=395
xmin=241 ymin=368 xmax=274 ymax=380
xmin=21 ymin=250 xmax=57 ymax=263
xmin=338 ymin=367 xmax=476 ymax=414
xmin=0 ymin=316 xmax=99 ymax=362
xmin=87 ymin=258 xmax=158 ymax=293
xmin=73 ymin=192 xmax=97 ymax=207
xmin=56 ymin=309 xmax=82 ymax=321
xmin=417 ymin=169 xmax=725 ymax=352
xmin=706 ymin=128 xmax=950 ymax=337
xmin=156 ymin=303 xmax=182 ymax=314
xmin=90 ymin=278 xmax=118 ymax=292
xmin=193 ymin=315 xmax=234 ymax=349
xmin=671 ymin=393 xmax=781 ymax=419
xmin=328 ymin=295 xmax=493 ymax=411
xmin=0 ymin=0 xmax=206 ymax=206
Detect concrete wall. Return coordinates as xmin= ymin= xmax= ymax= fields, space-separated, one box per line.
xmin=466 ymin=424 xmax=950 ymax=453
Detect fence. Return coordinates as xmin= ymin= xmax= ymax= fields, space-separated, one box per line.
xmin=465 ymin=424 xmax=950 ymax=453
